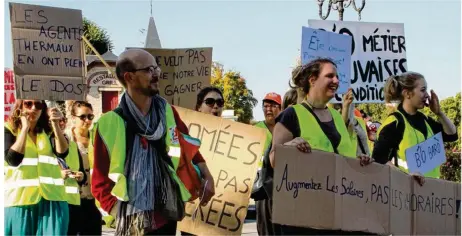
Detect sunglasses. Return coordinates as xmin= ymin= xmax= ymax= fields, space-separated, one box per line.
xmin=23 ymin=101 xmax=44 ymax=110
xmin=73 ymin=114 xmax=95 ymax=121
xmin=204 ymin=98 xmax=224 ymax=108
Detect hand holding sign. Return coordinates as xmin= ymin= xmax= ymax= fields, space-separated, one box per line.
xmin=405 ymin=132 xmax=446 ymax=176
xmin=301 ymin=26 xmax=352 ymax=94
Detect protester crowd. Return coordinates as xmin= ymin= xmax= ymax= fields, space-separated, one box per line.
xmin=4 ymin=49 xmax=458 ymax=235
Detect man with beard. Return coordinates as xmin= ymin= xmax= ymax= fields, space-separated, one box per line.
xmin=91 ymin=49 xmax=214 ymax=235
xmin=253 ymin=92 xmax=282 ymax=235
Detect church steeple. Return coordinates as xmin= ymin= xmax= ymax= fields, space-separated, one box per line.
xmin=144 ymin=1 xmax=162 ymax=48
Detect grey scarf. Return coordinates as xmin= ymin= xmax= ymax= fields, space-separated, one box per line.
xmin=115 ymin=93 xmax=169 ymax=235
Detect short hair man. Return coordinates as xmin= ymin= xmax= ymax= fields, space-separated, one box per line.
xmin=91 ymin=49 xmax=214 ymax=235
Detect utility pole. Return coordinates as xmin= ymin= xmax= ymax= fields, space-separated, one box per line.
xmin=318 ymin=0 xmax=366 ymax=21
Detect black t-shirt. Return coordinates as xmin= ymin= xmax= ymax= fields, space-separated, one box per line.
xmin=372 ymin=104 xmax=459 ymax=164
xmin=276 ymin=103 xmax=341 ymax=151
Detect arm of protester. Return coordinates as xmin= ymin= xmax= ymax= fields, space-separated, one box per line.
xmin=49 ymin=107 xmax=69 ymax=155
xmin=270 ymin=123 xmax=291 ymax=168
xmin=426 ymin=116 xmax=458 ymax=142
xmin=341 ymin=88 xmax=354 ymax=125
xmin=270 ymin=108 xmax=310 ymax=168
xmin=4 ymin=127 xmax=25 ymax=167
xmin=49 ymin=134 xmax=69 ymax=159
xmin=371 ymin=119 xmax=401 ymax=165
xmin=428 ymin=90 xmax=457 ymax=137
xmin=91 ymin=127 xmax=117 ymax=214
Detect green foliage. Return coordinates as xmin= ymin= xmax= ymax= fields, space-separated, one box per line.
xmin=356 ymin=103 xmax=391 ymax=123
xmin=441 ymin=150 xmax=461 ymax=182
xmin=211 ymin=62 xmax=258 ymax=124
xmin=83 ymin=18 xmax=114 ymax=55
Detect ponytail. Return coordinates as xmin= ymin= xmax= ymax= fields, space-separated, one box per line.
xmin=384 ymin=72 xmax=425 ymax=103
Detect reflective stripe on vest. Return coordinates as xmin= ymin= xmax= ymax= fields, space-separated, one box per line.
xmin=394 ymin=111 xmax=439 ymax=178
xmin=254 ymin=121 xmax=272 ymax=170
xmin=64 ymin=141 xmax=81 ymax=205
xmin=4 ymin=123 xmax=66 ymax=207
xmin=293 ymin=104 xmax=356 ymax=158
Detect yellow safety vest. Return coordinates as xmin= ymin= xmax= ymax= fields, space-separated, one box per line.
xmin=379 ymin=111 xmax=439 ymax=178
xmin=64 ymin=141 xmax=81 ymax=205
xmin=88 ymin=127 xmax=115 ymax=228
xmin=90 ymin=103 xmax=193 ymax=217
xmin=254 ymin=121 xmax=272 ymax=169
xmin=293 ymin=104 xmax=356 ymax=158
xmin=4 ymin=123 xmax=66 ymax=207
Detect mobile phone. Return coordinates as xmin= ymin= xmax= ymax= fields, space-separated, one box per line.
xmin=57 ymin=158 xmax=70 ymax=170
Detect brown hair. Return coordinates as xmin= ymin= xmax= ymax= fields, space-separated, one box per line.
xmin=68 ymin=101 xmax=93 ymax=116
xmin=282 ymin=88 xmax=298 ymax=110
xmin=8 ymin=100 xmax=51 ymax=134
xmin=384 ymin=72 xmax=425 ymax=103
xmin=290 ymin=58 xmax=337 ymax=96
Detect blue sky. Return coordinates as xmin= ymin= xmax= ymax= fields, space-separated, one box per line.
xmin=4 ymin=0 xmax=461 ymax=121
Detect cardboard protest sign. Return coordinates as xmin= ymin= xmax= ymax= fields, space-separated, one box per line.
xmin=301 ymin=26 xmax=352 ymax=94
xmin=272 ymin=145 xmax=460 ymax=235
xmin=405 ymin=132 xmax=446 ymax=175
xmin=9 ymin=2 xmax=86 ymax=101
xmin=308 ymin=20 xmax=407 ymax=103
xmin=142 ymin=48 xmax=212 ymax=110
xmin=4 ymin=68 xmax=16 ymax=121
xmin=174 ymin=106 xmax=266 ymax=235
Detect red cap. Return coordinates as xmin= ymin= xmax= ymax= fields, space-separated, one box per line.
xmin=263 ymin=92 xmax=282 ymax=105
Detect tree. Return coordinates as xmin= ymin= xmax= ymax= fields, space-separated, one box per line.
xmin=83 ymin=18 xmax=114 ymax=55
xmin=211 ymin=62 xmax=258 ymax=124
xmin=356 ymin=103 xmax=391 ymax=123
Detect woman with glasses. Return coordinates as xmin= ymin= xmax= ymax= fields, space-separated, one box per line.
xmin=4 ymin=100 xmax=69 ymax=235
xmin=66 ymin=101 xmax=102 ymax=235
xmin=179 ymin=86 xmax=223 ymax=236
xmin=195 ymin=86 xmax=225 ymax=117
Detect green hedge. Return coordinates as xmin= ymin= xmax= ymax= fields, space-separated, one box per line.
xmin=441 ymin=150 xmax=461 ymax=182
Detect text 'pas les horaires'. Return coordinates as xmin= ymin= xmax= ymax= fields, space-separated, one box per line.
xmin=276 ymin=164 xmax=459 ymax=217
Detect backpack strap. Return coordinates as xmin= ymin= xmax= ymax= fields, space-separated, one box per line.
xmin=391 ymin=112 xmax=405 ymax=167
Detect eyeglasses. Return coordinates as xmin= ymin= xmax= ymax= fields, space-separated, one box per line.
xmin=59 ymin=117 xmax=68 ymax=123
xmin=204 ymin=98 xmax=224 ymax=108
xmin=129 ymin=66 xmax=161 ymax=74
xmin=23 ymin=101 xmax=44 ymax=110
xmin=73 ymin=114 xmax=95 ymax=121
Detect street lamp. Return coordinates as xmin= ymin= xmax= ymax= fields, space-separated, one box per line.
xmin=318 ymin=0 xmax=366 ymax=21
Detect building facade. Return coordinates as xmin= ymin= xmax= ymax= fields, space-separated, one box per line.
xmin=85 ymin=51 xmax=123 ymax=120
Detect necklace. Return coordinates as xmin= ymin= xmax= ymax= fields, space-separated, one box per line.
xmin=304 ymin=99 xmax=327 ymax=109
